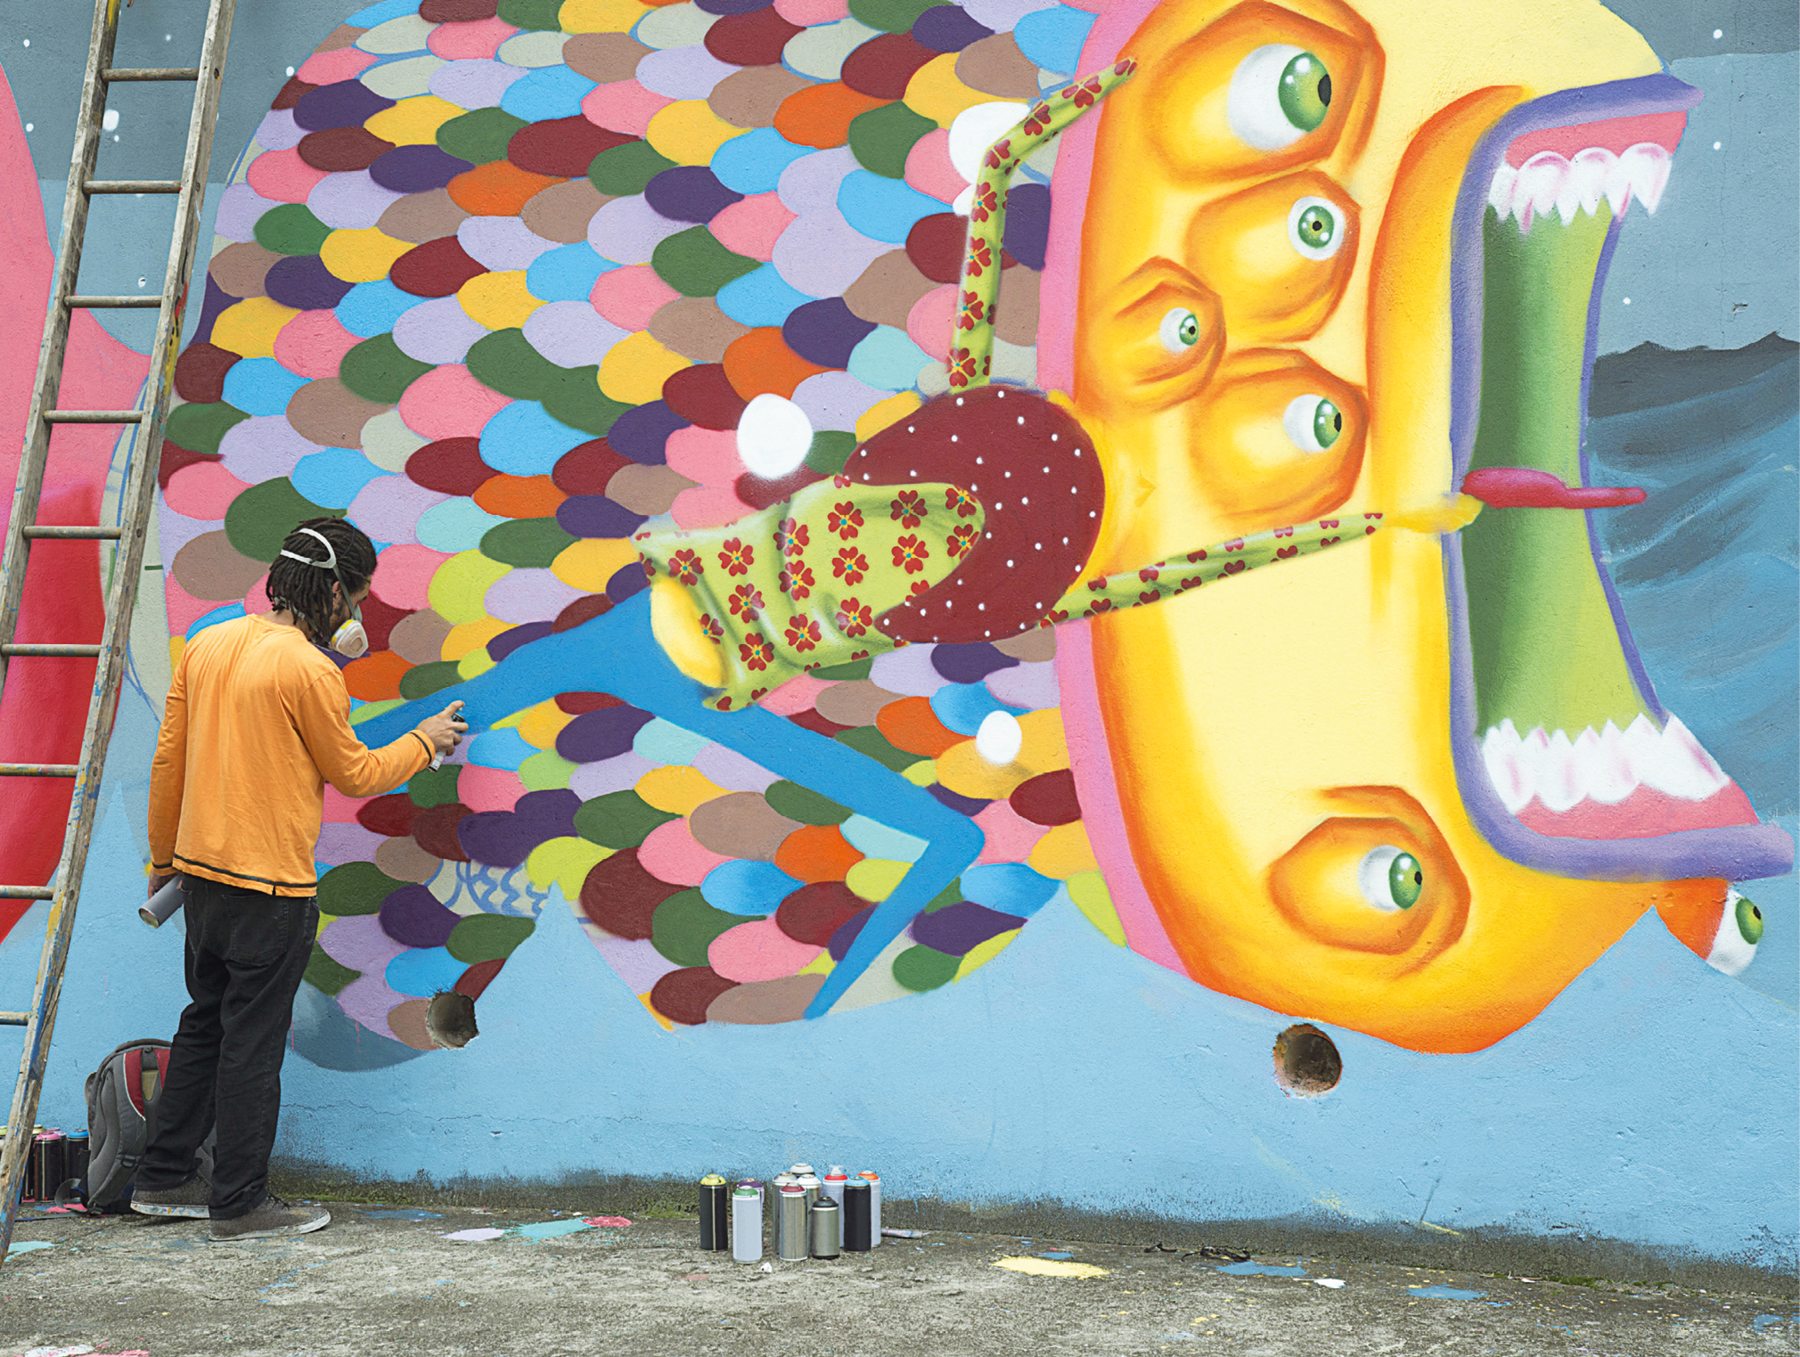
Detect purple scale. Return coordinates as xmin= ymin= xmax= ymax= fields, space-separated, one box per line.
xmin=456 ymin=788 xmax=582 ymax=867
xmin=606 ymin=560 xmax=650 ymax=602
xmin=643 ymin=166 xmax=744 ymax=225
xmin=827 ymin=905 xmax=873 ymax=962
xmin=557 ymin=703 xmax=656 ymax=763
xmin=930 ymin=642 xmax=1018 ymax=683
xmin=910 ymin=901 xmax=1025 ymax=956
xmin=1002 ymin=181 xmax=1051 ymax=271
xmin=781 ymin=297 xmax=876 ymax=370
xmin=372 ymin=145 xmax=475 ymax=195
xmin=604 ymin=400 xmax=688 ymax=464
xmin=488 ymin=619 xmax=554 ymax=661
xmin=556 ymin=495 xmax=648 ymax=539
xmin=213 ymin=183 xmax=280 ymax=243
xmin=910 ymin=5 xmax=993 ymax=52
xmin=927 ymin=783 xmax=989 ymax=816
xmin=192 ymin=275 xmax=240 ymax=348
xmin=263 ymin=253 xmax=355 ymax=311
xmin=378 ymin=884 xmax=462 ymax=949
xmin=293 ymin=80 xmax=396 ymax=133
xmin=515 ymin=788 xmax=582 ymax=840
xmin=694 ymin=0 xmax=771 ymax=13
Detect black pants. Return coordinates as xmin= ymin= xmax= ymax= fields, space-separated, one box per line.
xmin=137 ymin=875 xmax=317 ymax=1219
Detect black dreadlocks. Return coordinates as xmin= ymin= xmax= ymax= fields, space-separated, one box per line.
xmin=266 ymin=517 xmax=375 ymax=647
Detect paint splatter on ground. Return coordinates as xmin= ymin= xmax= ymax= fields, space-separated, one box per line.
xmin=1408 ymin=1284 xmax=1487 ymax=1299
xmin=1216 ymin=1258 xmax=1306 ymax=1277
xmin=359 ymin=1208 xmax=443 ymax=1220
xmin=9 ymin=1240 xmax=57 ymax=1254
xmin=992 ymin=1256 xmax=1107 ymax=1278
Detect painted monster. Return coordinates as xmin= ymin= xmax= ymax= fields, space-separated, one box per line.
xmin=1053 ymin=0 xmax=1790 ymax=1051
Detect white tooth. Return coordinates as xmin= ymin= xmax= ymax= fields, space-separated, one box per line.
xmin=1600 ymin=147 xmax=1634 ymax=217
xmin=1620 ymin=142 xmax=1671 ymax=214
xmin=1619 ymin=712 xmax=1664 ymax=790
xmin=1577 ymin=721 xmax=1637 ymax=804
xmin=1488 ymin=160 xmax=1518 ymax=220
xmin=1654 ymin=714 xmax=1730 ymax=799
xmin=1537 ymin=728 xmax=1586 ymax=813
xmin=1482 ymin=720 xmax=1534 ymax=813
xmin=1569 ymin=147 xmax=1613 ymax=218
xmin=1516 ymin=150 xmax=1570 ymax=227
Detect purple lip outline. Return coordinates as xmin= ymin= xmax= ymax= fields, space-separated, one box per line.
xmin=1444 ymin=72 xmax=1793 ymax=883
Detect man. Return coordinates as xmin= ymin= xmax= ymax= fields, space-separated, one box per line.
xmin=133 ymin=517 xmax=465 ymax=1242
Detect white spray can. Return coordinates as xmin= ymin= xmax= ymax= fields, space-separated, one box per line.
xmin=730 ymin=1184 xmax=762 ymax=1262
xmin=822 ymin=1166 xmax=849 ymax=1245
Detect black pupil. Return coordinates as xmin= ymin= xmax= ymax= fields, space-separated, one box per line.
xmin=1332 ymin=413 xmax=1343 ymax=432
xmin=1317 ymin=73 xmax=1331 ymax=106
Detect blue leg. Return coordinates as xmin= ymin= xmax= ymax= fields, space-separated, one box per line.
xmin=359 ymin=594 xmax=983 ymax=1017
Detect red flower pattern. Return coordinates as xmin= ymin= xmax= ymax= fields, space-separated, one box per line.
xmin=890 ymin=489 xmax=925 ymax=528
xmin=837 ymin=598 xmax=872 ymax=638
xmin=719 ymin=538 xmax=754 ymax=576
xmin=945 ymin=485 xmax=978 ymax=518
xmin=1274 ymin=526 xmax=1293 ymax=538
xmin=946 ymin=523 xmax=978 ymax=559
xmin=893 ymin=534 xmax=929 ymax=574
xmin=832 ymin=547 xmax=869 ymax=584
xmin=970 ymin=182 xmax=999 ymax=223
xmin=784 ymin=616 xmax=822 ymax=652
xmin=669 ymin=548 xmax=703 ymax=585
xmin=776 ymin=518 xmax=810 ymax=559
xmin=1276 ymin=545 xmax=1298 ymax=559
xmin=739 ymin=632 xmax=773 ymax=671
xmin=728 ymin=583 xmax=764 ymax=620
xmin=966 ymin=238 xmax=993 ymax=277
xmin=828 ymin=501 xmax=863 ymax=539
xmin=698 ymin=613 xmax=724 ymax=643
xmin=780 ymin=561 xmax=815 ymax=601
xmin=958 ymin=291 xmax=985 ymax=330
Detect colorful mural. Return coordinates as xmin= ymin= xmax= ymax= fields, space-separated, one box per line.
xmin=0 ymin=0 xmax=1792 ymax=1070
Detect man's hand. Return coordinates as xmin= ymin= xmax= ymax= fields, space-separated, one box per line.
xmin=148 ymin=871 xmax=176 ymax=901
xmin=419 ymin=699 xmax=468 ymax=756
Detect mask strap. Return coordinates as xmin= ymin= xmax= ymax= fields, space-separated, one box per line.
xmin=279 ymin=526 xmax=339 ymax=572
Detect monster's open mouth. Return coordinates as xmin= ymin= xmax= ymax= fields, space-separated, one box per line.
xmin=1445 ymin=76 xmax=1792 ymax=880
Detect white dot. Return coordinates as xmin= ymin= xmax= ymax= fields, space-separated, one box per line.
xmin=955 ymin=397 xmax=964 ymax=406
xmin=1021 ymin=496 xmax=1029 ymax=504
xmin=286 ymin=66 xmax=296 ymax=77
xmin=737 ymin=393 xmax=813 ymax=478
xmin=1713 ymin=27 xmax=1722 ymax=37
xmin=102 ymin=109 xmax=120 ymax=131
xmin=113 ymin=134 xmax=120 ymax=142
xmin=975 ymin=457 xmax=983 ymax=464
xmin=1713 ymin=141 xmax=1722 ymax=150
xmin=978 ymin=602 xmax=986 ymax=611
xmin=1006 ymin=559 xmax=1013 ymax=567
xmin=23 ymin=123 xmax=31 ymax=132
xmin=1017 ymin=416 xmax=1025 ymax=425
xmin=975 ymin=712 xmax=1023 ymax=765
xmin=165 ymin=33 xmax=172 ymax=40
xmin=1622 ymin=297 xmax=1631 ymax=305
xmin=21 ymin=38 xmax=29 ymax=47
xmin=1004 ymin=470 xmax=1011 ymax=478
xmin=950 ymin=434 xmax=958 ymax=442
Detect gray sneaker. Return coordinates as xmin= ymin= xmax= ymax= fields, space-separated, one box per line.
xmin=131 ymin=1176 xmax=211 ymax=1219
xmin=209 ymin=1196 xmax=332 ymax=1242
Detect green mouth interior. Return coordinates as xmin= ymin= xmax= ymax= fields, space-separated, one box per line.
xmin=1461 ymin=203 xmax=1654 ymax=738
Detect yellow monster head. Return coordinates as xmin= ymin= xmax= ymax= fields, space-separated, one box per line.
xmin=1045 ymin=0 xmax=1790 ymax=1051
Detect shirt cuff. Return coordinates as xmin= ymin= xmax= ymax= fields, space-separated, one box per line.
xmin=410 ymin=730 xmax=435 ymax=764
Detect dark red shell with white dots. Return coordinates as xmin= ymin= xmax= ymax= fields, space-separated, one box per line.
xmin=855 ymin=387 xmax=1106 ymax=645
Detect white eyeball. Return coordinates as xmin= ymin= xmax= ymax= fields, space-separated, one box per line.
xmin=1228 ymin=44 xmax=1333 ymax=151
xmin=1287 ymin=196 xmax=1345 ymax=261
xmin=1158 ymin=307 xmax=1202 ymax=354
xmin=1283 ymin=394 xmax=1344 ymax=453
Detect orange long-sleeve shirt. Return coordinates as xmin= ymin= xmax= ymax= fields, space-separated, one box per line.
xmin=149 ymin=615 xmax=434 ymax=895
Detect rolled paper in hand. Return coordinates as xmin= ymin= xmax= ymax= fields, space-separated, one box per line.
xmin=140 ymin=875 xmax=186 ymax=929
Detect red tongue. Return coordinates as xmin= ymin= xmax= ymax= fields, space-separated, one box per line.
xmin=1461 ymin=467 xmax=1646 ymax=509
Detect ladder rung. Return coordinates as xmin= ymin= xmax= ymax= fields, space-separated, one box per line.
xmin=85 ymin=180 xmax=182 ymax=194
xmin=66 ymin=295 xmax=163 ymax=309
xmin=0 ymin=888 xmax=55 ymax=902
xmin=23 ymin=525 xmax=124 ymax=540
xmin=0 ymin=1014 xmax=28 ymax=1028
xmin=103 ymin=67 xmax=201 ymax=82
xmin=44 ymin=410 xmax=144 ymax=423
xmin=0 ymin=765 xmax=79 ymax=778
xmin=1 ymin=645 xmax=103 ymax=658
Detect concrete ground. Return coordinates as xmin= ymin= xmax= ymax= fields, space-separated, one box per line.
xmin=3 ymin=1202 xmax=1795 ymax=1357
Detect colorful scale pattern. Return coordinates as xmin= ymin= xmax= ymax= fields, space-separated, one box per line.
xmin=161 ymin=0 xmax=1113 ymax=1047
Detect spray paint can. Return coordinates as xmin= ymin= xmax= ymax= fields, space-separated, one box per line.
xmin=774 ymin=1183 xmax=809 ymax=1261
xmin=822 ymin=1166 xmax=848 ymax=1244
xmin=843 ymin=1177 xmax=872 ymax=1252
xmin=858 ymin=1170 xmax=881 ymax=1246
xmin=38 ymin=1133 xmax=66 ymax=1204
xmin=699 ymin=1174 xmax=729 ymax=1250
xmin=808 ymin=1195 xmax=841 ymax=1259
xmin=65 ymin=1132 xmax=89 ymax=1198
xmin=795 ymin=1169 xmax=821 ymax=1208
xmin=737 ymin=1178 xmax=764 ymax=1208
xmin=730 ymin=1185 xmax=762 ymax=1262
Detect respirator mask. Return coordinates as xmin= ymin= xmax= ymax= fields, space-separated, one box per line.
xmin=278 ymin=527 xmax=369 ymax=659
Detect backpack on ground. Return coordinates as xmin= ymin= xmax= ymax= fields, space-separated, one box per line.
xmin=81 ymin=1038 xmax=212 ymax=1212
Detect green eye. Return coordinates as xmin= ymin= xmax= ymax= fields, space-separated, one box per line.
xmin=1387 ymin=852 xmax=1422 ymax=909
xmin=1357 ymin=846 xmax=1422 ymax=912
xmin=1287 ymin=197 xmax=1345 ymax=260
xmin=1158 ymin=307 xmax=1202 ymax=354
xmin=1736 ymin=892 xmax=1763 ymax=945
xmin=1279 ymin=52 xmax=1331 ymax=133
xmin=1283 ymin=393 xmax=1345 ymax=453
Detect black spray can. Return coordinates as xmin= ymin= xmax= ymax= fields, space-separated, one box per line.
xmin=843 ymin=1177 xmax=872 ymax=1252
xmin=699 ymin=1174 xmax=728 ymax=1251
xmin=65 ymin=1132 xmax=89 ymax=1199
xmin=808 ymin=1196 xmax=841 ymax=1259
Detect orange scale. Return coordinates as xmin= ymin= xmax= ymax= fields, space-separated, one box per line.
xmin=343 ymin=649 xmax=413 ymax=702
xmin=448 ymin=160 xmax=567 ymax=217
xmin=876 ymin=694 xmax=963 ymax=758
xmin=772 ymin=82 xmax=888 ymax=151
xmin=722 ymin=327 xmax=829 ymax=401
xmin=472 ymin=473 xmax=566 ymax=518
xmin=773 ymin=823 xmax=864 ymax=884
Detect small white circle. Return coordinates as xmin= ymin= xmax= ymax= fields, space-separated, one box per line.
xmin=102 ymin=109 xmax=120 ymax=131
xmin=736 ymin=393 xmax=813 ymax=479
xmin=975 ymin=711 xmax=1023 ymax=765
xmin=1713 ymin=27 xmax=1722 ymax=37
xmin=1622 ymin=297 xmax=1631 ymax=305
xmin=286 ymin=66 xmax=296 ymax=77
xmin=1713 ymin=141 xmax=1722 ymax=150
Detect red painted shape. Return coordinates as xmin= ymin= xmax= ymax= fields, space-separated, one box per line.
xmin=1503 ymin=110 xmax=1689 ymax=165
xmin=0 ymin=65 xmax=151 ymax=945
xmin=1461 ymin=466 xmax=1646 ymax=509
xmin=1515 ymin=780 xmax=1759 ymax=840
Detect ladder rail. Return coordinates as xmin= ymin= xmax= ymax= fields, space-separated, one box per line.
xmin=0 ymin=0 xmax=236 ymax=1265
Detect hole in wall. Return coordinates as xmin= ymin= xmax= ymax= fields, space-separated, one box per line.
xmin=1272 ymin=1024 xmax=1341 ymax=1096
